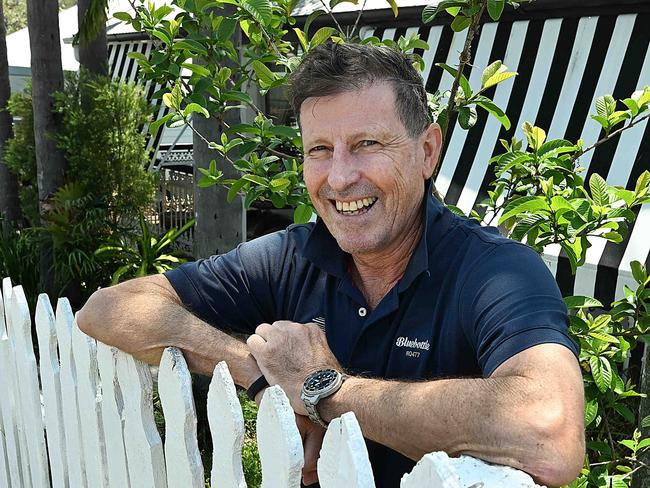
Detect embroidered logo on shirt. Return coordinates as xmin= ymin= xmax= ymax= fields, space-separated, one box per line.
xmin=395 ymin=336 xmax=430 ymax=358
xmin=312 ymin=317 xmax=326 ymax=331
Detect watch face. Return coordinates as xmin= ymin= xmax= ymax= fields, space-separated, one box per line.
xmin=304 ymin=369 xmax=339 ymax=394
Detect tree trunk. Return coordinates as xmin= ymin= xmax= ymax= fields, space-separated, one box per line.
xmin=26 ymin=0 xmax=67 ymax=296
xmin=192 ymin=10 xmax=244 ymax=258
xmin=77 ymin=0 xmax=108 ymax=76
xmin=0 ymin=0 xmax=21 ymax=231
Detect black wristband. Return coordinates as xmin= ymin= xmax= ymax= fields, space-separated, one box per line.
xmin=247 ymin=375 xmax=269 ymax=401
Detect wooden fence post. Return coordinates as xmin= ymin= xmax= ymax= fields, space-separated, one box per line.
xmin=317 ymin=411 xmax=375 ymax=488
xmin=0 ymin=278 xmax=14 ymax=487
xmin=35 ymin=294 xmax=68 ymax=488
xmin=207 ymin=361 xmax=246 ymax=488
xmin=158 ymin=347 xmax=204 ymax=488
xmin=116 ymin=350 xmax=167 ymax=487
xmin=9 ymin=285 xmax=50 ymax=487
xmin=257 ymin=385 xmax=304 ymax=488
xmin=96 ymin=342 xmax=130 ymax=487
xmin=56 ymin=297 xmax=88 ymax=487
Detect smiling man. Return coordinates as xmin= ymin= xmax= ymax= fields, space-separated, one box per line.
xmin=78 ymin=43 xmax=585 ymax=487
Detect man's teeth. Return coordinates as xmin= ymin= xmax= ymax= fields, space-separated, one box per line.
xmin=335 ymin=197 xmax=377 ymax=214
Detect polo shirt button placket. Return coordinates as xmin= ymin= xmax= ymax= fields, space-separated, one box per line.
xmin=358 ymin=307 xmax=367 ymax=317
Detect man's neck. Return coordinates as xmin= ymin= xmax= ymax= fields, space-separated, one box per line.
xmin=350 ymin=213 xmax=424 ymax=310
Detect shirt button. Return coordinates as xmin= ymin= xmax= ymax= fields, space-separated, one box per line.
xmin=358 ymin=307 xmax=367 ymax=317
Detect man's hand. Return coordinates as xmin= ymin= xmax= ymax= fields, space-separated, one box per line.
xmin=247 ymin=321 xmax=341 ymax=416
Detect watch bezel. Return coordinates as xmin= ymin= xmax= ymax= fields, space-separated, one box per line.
xmin=302 ymin=368 xmax=342 ymax=399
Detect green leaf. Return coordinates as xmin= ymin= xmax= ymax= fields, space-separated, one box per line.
xmin=522 ymin=122 xmax=546 ymax=151
xmin=590 ymin=355 xmax=612 ymax=393
xmin=635 ymin=170 xmax=650 ymax=195
xmin=422 ymin=1 xmax=468 ymax=23
xmin=294 ymin=28 xmax=309 ymax=52
xmin=564 ymin=296 xmax=603 ymax=309
xmin=641 ymin=415 xmax=650 ymax=428
xmin=227 ymin=178 xmax=248 ymax=203
xmin=483 ymin=70 xmax=517 ymax=90
xmin=445 ymin=205 xmax=467 ymax=217
xmin=310 ymin=27 xmax=337 ymax=48
xmin=498 ymin=196 xmax=550 ymax=224
xmin=451 ymin=15 xmax=471 ymax=32
xmin=596 ymin=94 xmax=615 ymax=117
xmin=436 ymin=63 xmax=471 ymax=99
xmin=148 ymin=113 xmax=174 ymax=137
xmin=475 ymin=99 xmax=510 ymax=130
xmin=584 ymin=399 xmax=598 ymax=426
xmin=152 ymin=29 xmax=173 ymax=45
xmin=183 ymin=103 xmax=209 ymax=118
xmin=457 ymin=106 xmax=477 ymax=129
xmin=241 ymin=0 xmax=273 ymax=26
xmin=487 ymin=0 xmax=504 ymax=20
xmin=329 ymin=0 xmax=358 ymax=7
xmin=481 ymin=61 xmax=502 ymax=88
xmin=251 ymin=60 xmax=277 ymax=86
xmin=113 ymin=11 xmax=133 ymax=22
xmin=631 ymin=261 xmax=647 ymax=284
xmin=622 ymin=98 xmax=639 ymax=117
xmin=294 ymin=204 xmax=314 ymax=224
xmin=127 ymin=52 xmax=148 ymax=61
xmin=589 ymin=173 xmax=609 ymax=206
xmin=243 ymin=174 xmax=268 ymax=186
xmin=304 ymin=9 xmax=325 ymax=35
xmin=536 ymin=139 xmax=576 ymax=160
xmin=614 ymin=403 xmax=635 ymax=424
xmin=216 ymin=17 xmax=238 ymax=41
xmin=386 ymin=0 xmax=398 ymax=17
xmin=181 ymin=63 xmax=211 ymax=78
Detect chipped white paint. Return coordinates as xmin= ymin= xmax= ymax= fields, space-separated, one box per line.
xmin=116 ymin=350 xmax=167 ymax=488
xmin=1 ymin=279 xmax=30 ymax=488
xmin=318 ymin=411 xmax=375 ymax=488
xmin=207 ymin=361 xmax=246 ymax=488
xmin=9 ymin=286 xmax=50 ymax=487
xmin=96 ymin=342 xmax=130 ymax=488
xmin=72 ymin=319 xmax=109 ymax=487
xmin=34 ymin=294 xmax=68 ymax=488
xmin=401 ymin=453 xmax=462 ymax=488
xmin=158 ymin=347 xmax=204 ymax=488
xmin=56 ymin=297 xmax=87 ymax=487
xmin=257 ymin=386 xmax=304 ymax=488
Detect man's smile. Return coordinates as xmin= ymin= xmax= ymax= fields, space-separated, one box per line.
xmin=331 ymin=197 xmax=378 ymax=216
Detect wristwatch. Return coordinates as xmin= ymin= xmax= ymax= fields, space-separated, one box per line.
xmin=301 ymin=368 xmax=347 ymax=428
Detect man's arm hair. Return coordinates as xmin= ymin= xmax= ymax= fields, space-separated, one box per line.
xmin=76 ymin=274 xmax=262 ymax=389
xmin=318 ymin=343 xmax=585 ymax=487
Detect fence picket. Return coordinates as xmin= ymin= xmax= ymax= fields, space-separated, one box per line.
xmin=2 ymin=278 xmax=31 ymax=488
xmin=451 ymin=455 xmax=541 ymax=487
xmin=158 ymin=347 xmax=204 ymax=488
xmin=400 ymin=452 xmax=462 ymax=488
xmin=207 ymin=361 xmax=246 ymax=488
xmin=55 ymin=297 xmax=88 ymax=487
xmin=257 ymin=385 xmax=303 ymax=488
xmin=34 ymin=294 xmax=68 ymax=488
xmin=72 ymin=321 xmax=109 ymax=487
xmin=9 ymin=286 xmax=50 ymax=487
xmin=116 ymin=350 xmax=167 ymax=488
xmin=0 ymin=280 xmax=14 ymax=488
xmin=317 ymin=412 xmax=375 ymax=488
xmin=95 ymin=343 xmax=130 ymax=488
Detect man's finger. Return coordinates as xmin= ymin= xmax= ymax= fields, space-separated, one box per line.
xmin=246 ymin=333 xmax=267 ymax=353
xmin=254 ymin=322 xmax=275 ymax=340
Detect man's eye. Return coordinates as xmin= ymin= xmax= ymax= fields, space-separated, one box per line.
xmin=359 ymin=140 xmax=378 ymax=147
xmin=309 ymin=146 xmax=328 ymax=154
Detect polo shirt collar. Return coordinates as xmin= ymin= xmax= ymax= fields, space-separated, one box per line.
xmin=301 ymin=179 xmax=444 ymax=286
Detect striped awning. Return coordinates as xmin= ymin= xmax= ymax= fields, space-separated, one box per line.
xmin=362 ymin=10 xmax=650 ymax=306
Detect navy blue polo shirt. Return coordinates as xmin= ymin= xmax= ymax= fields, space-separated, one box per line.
xmin=165 ymin=187 xmax=578 ymax=487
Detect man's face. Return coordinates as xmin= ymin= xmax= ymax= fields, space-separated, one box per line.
xmin=301 ymin=82 xmax=441 ymax=257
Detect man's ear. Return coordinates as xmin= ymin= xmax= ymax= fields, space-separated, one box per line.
xmin=420 ymin=123 xmax=443 ymax=179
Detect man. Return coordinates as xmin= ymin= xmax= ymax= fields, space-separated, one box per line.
xmin=78 ymin=43 xmax=585 ymax=487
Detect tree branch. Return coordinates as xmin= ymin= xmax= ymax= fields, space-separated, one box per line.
xmin=572 ymin=113 xmax=650 ymax=162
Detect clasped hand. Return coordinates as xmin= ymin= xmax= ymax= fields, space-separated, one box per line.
xmin=247 ymin=321 xmax=342 ymax=485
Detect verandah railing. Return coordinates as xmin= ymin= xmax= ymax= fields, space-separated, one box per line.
xmin=0 ymin=277 xmax=543 ymax=487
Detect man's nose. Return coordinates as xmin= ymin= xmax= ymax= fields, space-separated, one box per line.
xmin=327 ymin=146 xmax=360 ymax=191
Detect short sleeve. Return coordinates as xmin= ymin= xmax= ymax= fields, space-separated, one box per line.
xmin=164 ymin=231 xmax=289 ymax=334
xmin=459 ymin=242 xmax=579 ymax=376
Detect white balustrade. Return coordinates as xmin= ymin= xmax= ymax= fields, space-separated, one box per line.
xmin=0 ymin=277 xmax=546 ymax=488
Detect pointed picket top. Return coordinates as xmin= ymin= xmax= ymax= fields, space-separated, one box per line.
xmin=452 ymin=455 xmax=543 ymax=487
xmin=56 ymin=296 xmax=88 ymax=487
xmin=72 ymin=318 xmax=109 ymax=487
xmin=158 ymin=347 xmax=204 ymax=488
xmin=1 ymin=277 xmax=12 ymax=336
xmin=96 ymin=342 xmax=130 ymax=488
xmin=207 ymin=361 xmax=246 ymax=488
xmin=9 ymin=285 xmax=51 ymax=487
xmin=35 ymin=293 xmax=68 ymax=488
xmin=400 ymin=452 xmax=462 ymax=488
xmin=318 ymin=411 xmax=375 ymax=488
xmin=257 ymin=385 xmax=303 ymax=488
xmin=116 ymin=349 xmax=167 ymax=488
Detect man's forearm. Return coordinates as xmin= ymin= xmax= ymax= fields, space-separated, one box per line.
xmin=77 ymin=275 xmax=262 ymax=389
xmin=319 ymin=372 xmax=584 ymax=486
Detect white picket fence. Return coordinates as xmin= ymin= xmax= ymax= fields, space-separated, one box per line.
xmin=0 ymin=277 xmax=545 ymax=488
